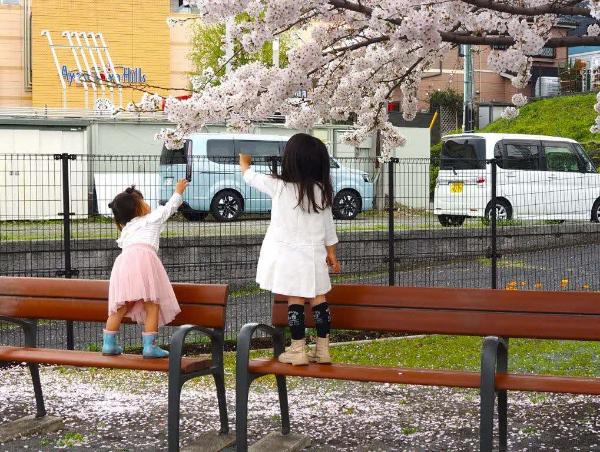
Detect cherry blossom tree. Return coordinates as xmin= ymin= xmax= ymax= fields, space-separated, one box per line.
xmin=155 ymin=0 xmax=600 ymax=157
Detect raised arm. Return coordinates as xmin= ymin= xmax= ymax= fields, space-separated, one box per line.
xmin=240 ymin=154 xmax=277 ymax=198
xmin=147 ymin=179 xmax=187 ymax=224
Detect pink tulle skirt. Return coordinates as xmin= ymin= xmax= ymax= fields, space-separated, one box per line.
xmin=108 ymin=244 xmax=181 ymax=327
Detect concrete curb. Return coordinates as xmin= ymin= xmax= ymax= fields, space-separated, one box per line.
xmin=0 ymin=415 xmax=63 ymax=443
xmin=182 ymin=431 xmax=236 ymax=452
xmin=249 ymin=432 xmax=310 ymax=452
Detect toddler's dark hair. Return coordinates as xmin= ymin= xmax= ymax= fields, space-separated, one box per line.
xmin=279 ymin=133 xmax=333 ymax=213
xmin=108 ymin=186 xmax=145 ymax=230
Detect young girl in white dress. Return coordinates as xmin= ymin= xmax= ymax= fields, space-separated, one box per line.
xmin=240 ymin=133 xmax=341 ymax=365
xmin=102 ymin=178 xmax=188 ymax=358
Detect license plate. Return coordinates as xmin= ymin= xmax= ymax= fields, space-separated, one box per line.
xmin=449 ymin=182 xmax=464 ymax=193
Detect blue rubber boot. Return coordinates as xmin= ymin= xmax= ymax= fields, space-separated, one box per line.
xmin=142 ymin=332 xmax=169 ymax=359
xmin=102 ymin=330 xmax=123 ymax=356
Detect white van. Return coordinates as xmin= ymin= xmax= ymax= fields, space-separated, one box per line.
xmin=433 ymin=133 xmax=599 ymax=226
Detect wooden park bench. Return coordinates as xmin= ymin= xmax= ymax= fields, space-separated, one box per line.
xmin=235 ymin=284 xmax=600 ymax=452
xmin=0 ymin=276 xmax=229 ymax=452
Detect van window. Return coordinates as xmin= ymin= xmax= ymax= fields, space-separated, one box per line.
xmin=574 ymin=143 xmax=597 ymax=173
xmin=500 ymin=143 xmax=541 ymax=170
xmin=160 ymin=141 xmax=188 ymax=165
xmin=234 ymin=140 xmax=281 ymax=158
xmin=544 ymin=143 xmax=581 ymax=172
xmin=207 ymin=139 xmax=234 ymax=163
xmin=440 ymin=139 xmax=486 ymax=170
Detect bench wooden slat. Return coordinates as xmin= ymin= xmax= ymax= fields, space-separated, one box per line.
xmin=248 ymin=359 xmax=600 ymax=395
xmin=0 ymin=346 xmax=211 ymax=374
xmin=0 ymin=277 xmax=228 ymax=305
xmin=496 ymin=373 xmax=600 ymax=395
xmin=272 ymin=304 xmax=600 ymax=340
xmin=275 ymin=285 xmax=600 ymax=315
xmin=248 ymin=358 xmax=481 ymax=388
xmin=0 ymin=277 xmax=228 ymax=328
xmin=0 ymin=296 xmax=226 ymax=328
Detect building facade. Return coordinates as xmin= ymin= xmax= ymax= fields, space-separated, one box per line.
xmin=0 ymin=0 xmax=195 ymax=109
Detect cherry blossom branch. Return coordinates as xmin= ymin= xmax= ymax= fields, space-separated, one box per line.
xmin=459 ymin=0 xmax=589 ymax=17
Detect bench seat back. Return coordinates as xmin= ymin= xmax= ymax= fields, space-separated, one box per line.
xmin=274 ymin=285 xmax=600 ymax=340
xmin=0 ymin=277 xmax=228 ymax=329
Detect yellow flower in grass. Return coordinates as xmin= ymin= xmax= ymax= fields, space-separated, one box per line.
xmin=534 ymin=282 xmax=543 ymax=289
xmin=505 ymin=281 xmax=518 ymax=291
xmin=583 ymin=283 xmax=591 ymax=290
xmin=520 ymin=281 xmax=527 ymax=287
xmin=560 ymin=278 xmax=569 ymax=289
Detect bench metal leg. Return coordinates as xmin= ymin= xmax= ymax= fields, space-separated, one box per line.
xmin=497 ymin=390 xmax=508 ymax=452
xmin=276 ymin=375 xmax=290 ymax=435
xmin=236 ymin=373 xmax=252 ymax=452
xmin=480 ymin=336 xmax=508 ymax=452
xmin=28 ymin=363 xmax=46 ymax=418
xmin=212 ymin=371 xmax=229 ymax=434
xmin=168 ymin=371 xmax=182 ymax=452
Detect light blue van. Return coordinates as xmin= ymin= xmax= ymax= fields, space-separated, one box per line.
xmin=159 ymin=133 xmax=374 ymax=222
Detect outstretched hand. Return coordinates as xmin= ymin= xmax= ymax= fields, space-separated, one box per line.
xmin=175 ymin=178 xmax=189 ymax=195
xmin=239 ymin=153 xmax=252 ymax=171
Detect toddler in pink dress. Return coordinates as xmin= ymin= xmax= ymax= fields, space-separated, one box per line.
xmin=102 ymin=178 xmax=188 ymax=358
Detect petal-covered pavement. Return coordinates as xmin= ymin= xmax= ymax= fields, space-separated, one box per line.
xmin=1 ymin=364 xmax=599 ymax=451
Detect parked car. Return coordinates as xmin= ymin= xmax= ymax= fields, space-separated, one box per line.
xmin=433 ymin=133 xmax=599 ymax=226
xmin=159 ymin=133 xmax=374 ymax=222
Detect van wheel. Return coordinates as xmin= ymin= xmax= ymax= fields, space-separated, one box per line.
xmin=179 ymin=203 xmax=207 ymax=222
xmin=485 ymin=199 xmax=512 ymax=221
xmin=210 ymin=190 xmax=244 ymax=222
xmin=591 ymin=198 xmax=600 ymax=222
xmin=333 ymin=189 xmax=362 ymax=220
xmin=438 ymin=215 xmax=466 ymax=227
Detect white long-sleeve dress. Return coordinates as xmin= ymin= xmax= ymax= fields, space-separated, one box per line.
xmin=243 ymin=168 xmax=339 ymax=298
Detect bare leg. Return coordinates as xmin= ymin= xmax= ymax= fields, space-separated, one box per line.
xmin=288 ymin=296 xmax=305 ymax=307
xmin=143 ymin=302 xmax=160 ymax=333
xmin=105 ymin=305 xmax=129 ymax=332
xmin=309 ymin=294 xmax=326 ymax=308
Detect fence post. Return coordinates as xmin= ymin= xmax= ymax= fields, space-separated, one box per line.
xmin=388 ymin=157 xmax=399 ymax=286
xmin=55 ymin=153 xmax=77 ymax=350
xmin=490 ymin=158 xmax=498 ymax=290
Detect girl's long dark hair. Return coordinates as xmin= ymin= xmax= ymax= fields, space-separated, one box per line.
xmin=278 ymin=133 xmax=333 ymax=213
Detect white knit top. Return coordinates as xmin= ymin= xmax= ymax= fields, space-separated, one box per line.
xmin=116 ymin=192 xmax=183 ymax=251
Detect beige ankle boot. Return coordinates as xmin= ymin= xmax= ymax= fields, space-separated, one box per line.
xmin=308 ymin=335 xmax=331 ymax=364
xmin=278 ymin=339 xmax=309 ymax=366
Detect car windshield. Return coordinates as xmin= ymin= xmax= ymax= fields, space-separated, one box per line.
xmin=440 ymin=138 xmax=486 ymax=170
xmin=575 ymin=143 xmax=597 ymax=173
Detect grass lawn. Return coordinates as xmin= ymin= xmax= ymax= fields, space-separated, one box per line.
xmin=482 ymin=93 xmax=598 ymax=143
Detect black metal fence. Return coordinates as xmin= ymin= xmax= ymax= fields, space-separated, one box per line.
xmin=2 ymin=152 xmax=600 ymax=349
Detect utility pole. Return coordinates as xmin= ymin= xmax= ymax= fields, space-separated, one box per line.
xmin=461 ymin=44 xmax=474 ymax=132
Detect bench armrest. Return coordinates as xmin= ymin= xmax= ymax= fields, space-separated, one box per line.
xmin=0 ymin=317 xmax=37 ymax=347
xmin=236 ymin=323 xmax=285 ymax=377
xmin=169 ymin=324 xmax=223 ymax=376
xmin=481 ymin=336 xmax=509 ymax=386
